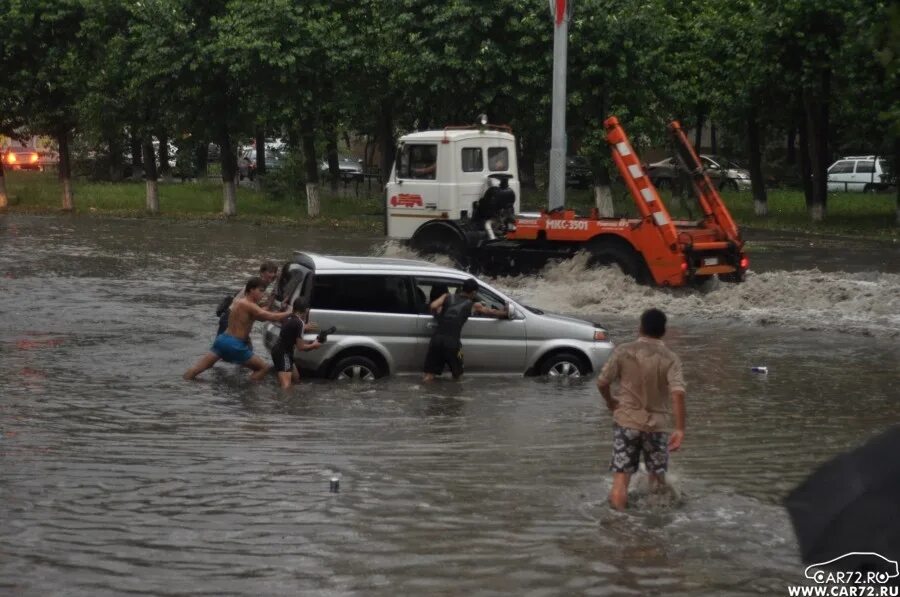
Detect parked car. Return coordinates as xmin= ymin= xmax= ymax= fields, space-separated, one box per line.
xmin=648 ymin=154 xmax=751 ymax=191
xmin=264 ymin=253 xmax=614 ymax=380
xmin=238 ymin=147 xmax=284 ymax=180
xmin=566 ymin=155 xmax=593 ymax=188
xmin=827 ymin=156 xmax=890 ymax=192
xmin=2 ymin=146 xmax=43 ymax=172
xmin=319 ymin=156 xmax=365 ymax=182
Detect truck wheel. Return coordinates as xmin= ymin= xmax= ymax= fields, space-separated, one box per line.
xmin=329 ymin=355 xmax=384 ymax=381
xmin=586 ymin=241 xmax=649 ymax=284
xmin=539 ymin=351 xmax=589 ymax=378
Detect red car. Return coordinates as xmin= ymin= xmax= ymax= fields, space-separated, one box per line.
xmin=3 ymin=147 xmax=44 ymax=171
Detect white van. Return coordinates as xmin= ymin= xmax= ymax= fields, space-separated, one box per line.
xmin=827 ymin=156 xmax=889 ymax=192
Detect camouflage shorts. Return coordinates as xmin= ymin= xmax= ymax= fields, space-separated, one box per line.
xmin=610 ymin=423 xmax=669 ymax=474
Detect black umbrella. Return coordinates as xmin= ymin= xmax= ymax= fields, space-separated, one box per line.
xmin=785 ymin=426 xmax=900 ymax=568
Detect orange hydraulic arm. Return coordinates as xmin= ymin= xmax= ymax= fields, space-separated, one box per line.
xmin=668 ymin=121 xmax=741 ymax=244
xmin=604 ymin=116 xmax=679 ymax=251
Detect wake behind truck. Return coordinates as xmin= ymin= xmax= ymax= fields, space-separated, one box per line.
xmin=385 ymin=117 xmax=749 ymax=287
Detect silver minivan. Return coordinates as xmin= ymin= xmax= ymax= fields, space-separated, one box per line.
xmin=263 ymin=253 xmax=614 ymax=380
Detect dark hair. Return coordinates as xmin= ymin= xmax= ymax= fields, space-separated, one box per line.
xmin=640 ymin=308 xmax=667 ymax=339
xmin=259 ymin=261 xmax=279 ymax=275
xmin=462 ymin=278 xmax=478 ymax=293
xmin=292 ymin=297 xmax=310 ymax=312
xmin=245 ymin=276 xmax=267 ymax=293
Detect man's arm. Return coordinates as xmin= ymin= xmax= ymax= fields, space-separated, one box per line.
xmin=669 ymin=390 xmax=686 ymax=451
xmin=472 ymin=302 xmax=509 ymax=319
xmin=596 ymin=351 xmax=620 ymax=412
xmin=430 ymin=293 xmax=448 ymax=314
xmin=667 ymin=355 xmax=687 ymax=451
xmin=295 ymin=338 xmax=321 ymax=352
xmin=248 ymin=302 xmax=294 ymax=322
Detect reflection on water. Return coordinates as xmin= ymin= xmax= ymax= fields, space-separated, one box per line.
xmin=1 ymin=215 xmax=897 ymax=595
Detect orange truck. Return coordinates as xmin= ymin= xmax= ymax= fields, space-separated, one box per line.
xmin=385 ymin=117 xmax=748 ymax=286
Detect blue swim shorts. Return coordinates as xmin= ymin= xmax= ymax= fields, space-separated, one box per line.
xmin=212 ymin=333 xmax=253 ymax=364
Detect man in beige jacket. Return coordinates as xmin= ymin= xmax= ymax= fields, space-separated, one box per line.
xmin=596 ymin=308 xmax=687 ymax=510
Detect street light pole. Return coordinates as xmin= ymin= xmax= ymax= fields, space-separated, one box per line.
xmin=548 ymin=0 xmax=571 ymax=212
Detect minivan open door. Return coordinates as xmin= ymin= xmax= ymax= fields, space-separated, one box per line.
xmin=273 ymin=252 xmax=316 ymax=310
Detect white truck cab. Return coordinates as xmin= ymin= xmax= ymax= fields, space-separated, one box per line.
xmin=386 ymin=127 xmax=521 ymax=241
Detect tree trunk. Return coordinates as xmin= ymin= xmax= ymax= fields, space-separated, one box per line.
xmin=694 ymin=107 xmax=705 ymax=151
xmin=219 ymin=126 xmax=238 ymax=216
xmin=326 ymin=126 xmax=339 ymax=191
xmin=786 ymin=127 xmax=796 ymax=164
xmin=194 ymin=140 xmax=208 ymax=179
xmin=130 ymin=131 xmax=144 ymax=180
xmin=519 ymin=133 xmax=537 ymax=190
xmin=255 ymin=126 xmax=266 ymax=176
xmin=746 ymin=109 xmax=768 ymax=216
xmin=0 ymin=161 xmax=8 ymax=209
xmin=802 ymin=72 xmax=830 ymax=222
xmin=142 ymin=140 xmax=159 ymax=214
xmin=57 ymin=131 xmax=74 ymax=211
xmin=592 ymin=160 xmax=614 ymax=217
xmin=108 ymin=134 xmax=124 ymax=181
xmin=895 ymin=137 xmax=900 ymax=226
xmin=710 ymin=123 xmax=718 ymax=155
xmin=378 ymin=99 xmax=395 ymax=185
xmin=301 ymin=116 xmax=320 ymax=217
xmin=797 ymin=99 xmax=814 ymax=209
xmin=157 ymin=132 xmax=172 ymax=182
xmin=305 ymin=183 xmax=320 ymax=217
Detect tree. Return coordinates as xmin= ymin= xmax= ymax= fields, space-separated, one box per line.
xmin=4 ymin=0 xmax=88 ymax=210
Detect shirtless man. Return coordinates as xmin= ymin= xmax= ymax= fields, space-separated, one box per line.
xmin=184 ymin=277 xmax=293 ymax=381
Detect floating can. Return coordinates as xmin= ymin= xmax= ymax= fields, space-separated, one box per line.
xmin=329 ymin=477 xmax=340 ymax=493
xmin=751 ymin=366 xmax=768 ymax=374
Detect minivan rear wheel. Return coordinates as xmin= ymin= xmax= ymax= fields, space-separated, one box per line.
xmin=330 ymin=355 xmax=384 ymax=381
xmin=539 ymin=351 xmax=589 ymax=378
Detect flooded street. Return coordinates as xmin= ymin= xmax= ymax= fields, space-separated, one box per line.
xmin=1 ymin=215 xmax=898 ymax=596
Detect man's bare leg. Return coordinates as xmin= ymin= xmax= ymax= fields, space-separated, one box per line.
xmin=291 ymin=365 xmax=301 ymax=384
xmin=244 ymin=355 xmax=271 ymax=381
xmin=184 ymin=353 xmax=220 ymax=380
xmin=609 ymin=472 xmax=631 ymax=510
xmin=423 ymin=373 xmax=435 ymax=382
xmin=277 ymin=371 xmax=293 ymax=389
xmin=648 ymin=473 xmax=667 ymax=493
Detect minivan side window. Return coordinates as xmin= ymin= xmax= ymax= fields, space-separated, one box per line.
xmin=413 ymin=277 xmax=507 ymax=317
xmin=461 ymin=147 xmax=483 ymax=172
xmin=829 ymin=161 xmax=855 ymax=174
xmin=312 ymin=275 xmax=415 ymax=314
xmin=397 ymin=144 xmax=438 ymax=180
xmin=855 ymin=161 xmax=875 ymax=174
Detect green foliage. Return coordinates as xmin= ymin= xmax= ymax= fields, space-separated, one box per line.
xmin=0 ymin=0 xmax=895 ymax=222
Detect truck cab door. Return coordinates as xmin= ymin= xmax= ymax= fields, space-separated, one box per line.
xmin=386 ymin=143 xmax=442 ymax=239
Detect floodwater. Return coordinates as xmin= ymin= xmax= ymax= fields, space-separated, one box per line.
xmin=1 ymin=214 xmax=898 ymax=596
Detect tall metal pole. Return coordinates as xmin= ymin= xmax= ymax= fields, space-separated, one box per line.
xmin=548 ymin=0 xmax=570 ymax=212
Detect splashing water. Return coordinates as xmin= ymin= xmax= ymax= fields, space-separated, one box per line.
xmin=376 ymin=241 xmax=900 ymax=337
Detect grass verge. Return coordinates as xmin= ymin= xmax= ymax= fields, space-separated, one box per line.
xmin=2 ymin=171 xmax=385 ymax=233
xmin=3 ymin=171 xmax=896 ymax=240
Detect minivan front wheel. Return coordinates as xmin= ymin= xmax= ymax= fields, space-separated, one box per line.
xmin=330 ymin=355 xmax=384 ymax=381
xmin=539 ymin=351 xmax=589 ymax=379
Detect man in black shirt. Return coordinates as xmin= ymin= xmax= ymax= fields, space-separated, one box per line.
xmin=270 ymin=297 xmax=321 ymax=389
xmin=423 ymin=278 xmax=509 ymax=382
